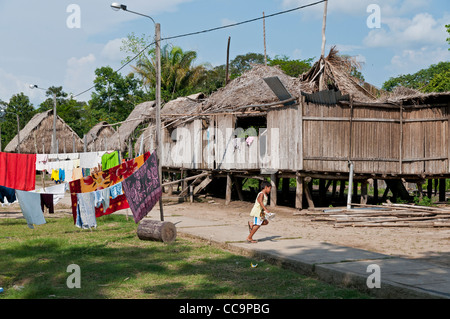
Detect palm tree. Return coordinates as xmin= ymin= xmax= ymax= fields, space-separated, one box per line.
xmin=132 ymin=44 xmax=207 ymax=101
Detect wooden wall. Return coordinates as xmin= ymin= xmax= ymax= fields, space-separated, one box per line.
xmin=160 ymin=99 xmax=450 ymax=177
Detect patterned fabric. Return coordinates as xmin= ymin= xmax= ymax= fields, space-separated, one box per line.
xmin=122 ymin=151 xmax=162 ymax=224
xmin=69 ymin=152 xmax=150 ymax=223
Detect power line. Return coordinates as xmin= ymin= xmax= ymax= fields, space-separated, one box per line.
xmin=72 ymin=0 xmax=327 ymax=98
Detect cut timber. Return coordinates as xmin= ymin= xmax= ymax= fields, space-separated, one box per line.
xmin=137 ymin=219 xmax=177 ymax=243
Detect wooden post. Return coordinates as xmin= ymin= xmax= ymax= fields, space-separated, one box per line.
xmin=225 ymin=36 xmax=231 ymax=85
xmin=304 ymin=177 xmax=315 ymax=209
xmin=225 ymin=173 xmax=232 ymax=205
xmin=189 ymin=185 xmax=194 ymax=203
xmin=270 ymin=173 xmax=277 ymax=207
xmin=427 ymin=179 xmax=433 ymax=198
xmin=232 ymin=176 xmax=244 ymax=201
xmin=373 ymin=179 xmax=379 ymax=203
xmin=263 ymin=11 xmax=267 ymax=66
xmin=295 ymin=176 xmax=303 ymax=210
xmin=360 ymin=180 xmax=368 ymax=204
xmin=439 ymin=178 xmax=446 ymax=202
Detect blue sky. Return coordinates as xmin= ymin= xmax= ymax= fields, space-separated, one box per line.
xmin=0 ymin=0 xmax=448 ymax=106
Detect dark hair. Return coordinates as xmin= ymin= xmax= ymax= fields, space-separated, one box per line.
xmin=261 ymin=181 xmax=272 ymax=190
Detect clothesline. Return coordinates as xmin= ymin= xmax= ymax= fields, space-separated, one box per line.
xmin=12 ymin=151 xmax=162 ymax=230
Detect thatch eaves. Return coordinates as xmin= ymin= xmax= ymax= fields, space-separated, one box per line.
xmin=85 ymin=121 xmax=116 ymax=151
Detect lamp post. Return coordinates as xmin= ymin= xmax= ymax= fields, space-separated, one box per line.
xmin=30 ymin=84 xmax=57 ymax=154
xmin=111 ymin=3 xmax=164 ymax=221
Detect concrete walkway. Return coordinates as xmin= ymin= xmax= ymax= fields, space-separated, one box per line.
xmin=160 ymin=213 xmax=450 ymax=299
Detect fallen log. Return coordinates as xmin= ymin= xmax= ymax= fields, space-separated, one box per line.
xmin=137 ymin=219 xmax=177 ymax=243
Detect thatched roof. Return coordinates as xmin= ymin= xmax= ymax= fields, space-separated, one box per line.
xmin=375 ymin=87 xmax=450 ymax=105
xmin=85 ymin=121 xmax=116 ymax=151
xmin=301 ymin=46 xmax=377 ymax=103
xmin=200 ymin=64 xmax=305 ymax=112
xmin=4 ymin=109 xmax=84 ymax=154
xmin=109 ymin=100 xmax=156 ymax=152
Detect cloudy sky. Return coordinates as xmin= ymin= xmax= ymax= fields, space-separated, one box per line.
xmin=0 ymin=0 xmax=448 ymax=106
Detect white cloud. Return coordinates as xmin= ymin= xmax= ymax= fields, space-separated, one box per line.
xmin=63 ymin=54 xmax=97 ymax=98
xmin=364 ymin=13 xmax=448 ymax=49
xmin=389 ymin=46 xmax=450 ymax=74
xmin=101 ymin=38 xmax=128 ymax=61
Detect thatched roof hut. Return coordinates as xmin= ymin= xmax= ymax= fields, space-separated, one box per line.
xmin=134 ymin=93 xmax=205 ymax=154
xmin=4 ymin=109 xmax=84 ymax=154
xmin=109 ymin=100 xmax=156 ymax=153
xmin=85 ymin=121 xmax=116 ymax=151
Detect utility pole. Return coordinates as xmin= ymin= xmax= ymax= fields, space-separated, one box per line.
xmin=155 ymin=22 xmax=164 ymax=221
xmin=263 ymin=11 xmax=267 ymax=66
xmin=319 ymin=0 xmax=328 ymax=91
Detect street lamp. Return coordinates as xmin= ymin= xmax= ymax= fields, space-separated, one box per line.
xmin=111 ymin=3 xmax=164 ymax=221
xmin=30 ymin=84 xmax=57 ymax=154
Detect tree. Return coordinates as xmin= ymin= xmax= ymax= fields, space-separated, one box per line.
xmin=88 ymin=66 xmax=148 ymax=126
xmin=446 ymin=24 xmax=450 ymax=49
xmin=229 ymin=53 xmax=265 ymax=78
xmin=423 ymin=69 xmax=450 ymax=93
xmin=0 ymin=93 xmax=36 ymax=150
xmin=382 ymin=61 xmax=450 ymax=92
xmin=121 ymin=34 xmax=207 ymax=102
xmin=268 ymin=55 xmax=314 ymax=77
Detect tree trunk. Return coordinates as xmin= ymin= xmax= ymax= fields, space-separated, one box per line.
xmin=137 ymin=219 xmax=177 ymax=243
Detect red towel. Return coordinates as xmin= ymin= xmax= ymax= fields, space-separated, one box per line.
xmin=0 ymin=152 xmax=36 ymax=191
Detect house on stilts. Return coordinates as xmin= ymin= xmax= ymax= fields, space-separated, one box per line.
xmin=136 ymin=48 xmax=450 ymax=209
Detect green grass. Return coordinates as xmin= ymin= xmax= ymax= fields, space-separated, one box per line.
xmin=0 ymin=214 xmax=370 ymax=299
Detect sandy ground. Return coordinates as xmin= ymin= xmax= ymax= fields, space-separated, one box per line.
xmin=2 ymin=192 xmax=450 ymax=267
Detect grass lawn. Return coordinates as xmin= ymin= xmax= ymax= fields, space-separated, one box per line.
xmin=0 ymin=214 xmax=370 ymax=299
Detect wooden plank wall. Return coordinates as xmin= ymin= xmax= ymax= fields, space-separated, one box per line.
xmin=160 ymin=101 xmax=449 ymax=177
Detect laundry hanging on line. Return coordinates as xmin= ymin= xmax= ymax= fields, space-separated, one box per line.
xmin=69 ymin=151 xmax=150 ymax=224
xmin=0 ymin=152 xmax=36 ymax=191
xmin=122 ymin=151 xmax=162 ymax=224
xmin=15 ymin=190 xmax=51 ymax=229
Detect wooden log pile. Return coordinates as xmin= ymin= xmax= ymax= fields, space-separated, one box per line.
xmin=302 ymin=203 xmax=450 ymax=228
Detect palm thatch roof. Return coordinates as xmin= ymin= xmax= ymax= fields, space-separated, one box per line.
xmin=301 ymin=46 xmax=377 ymax=103
xmin=4 ymin=109 xmax=84 ymax=154
xmin=109 ymin=100 xmax=156 ymax=153
xmin=85 ymin=121 xmax=116 ymax=151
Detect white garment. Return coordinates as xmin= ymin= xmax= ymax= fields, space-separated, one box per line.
xmin=15 ymin=190 xmax=46 ymax=229
xmin=35 ymin=182 xmax=67 ymax=205
xmin=36 ymin=154 xmax=48 ymax=171
xmin=80 ymin=152 xmax=101 ymax=169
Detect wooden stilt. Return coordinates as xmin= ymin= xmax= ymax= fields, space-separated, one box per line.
xmin=225 ymin=174 xmax=232 ymax=205
xmin=304 ymin=177 xmax=315 ymax=209
xmin=360 ymin=180 xmax=368 ymax=204
xmin=270 ymin=173 xmax=277 ymax=207
xmin=295 ymin=176 xmax=303 ymax=210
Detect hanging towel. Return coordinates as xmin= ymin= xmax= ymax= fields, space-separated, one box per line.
xmin=59 ymin=169 xmax=65 ymax=182
xmin=76 ymin=192 xmax=97 ymax=229
xmin=0 ymin=185 xmax=17 ymax=204
xmin=69 ymin=152 xmax=150 ymax=223
xmin=0 ymin=152 xmax=36 ymax=191
xmin=101 ymin=151 xmax=119 ymax=170
xmin=122 ymin=151 xmax=162 ymax=224
xmin=15 ymin=190 xmax=46 ymax=229
xmin=40 ymin=194 xmax=54 ymax=214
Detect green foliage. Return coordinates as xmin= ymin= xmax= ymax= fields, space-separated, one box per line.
xmin=268 ymin=55 xmax=314 ymax=77
xmin=382 ymin=61 xmax=450 ymax=92
xmin=422 ymin=69 xmax=450 ymax=93
xmin=413 ymin=196 xmax=435 ymax=207
xmin=0 ymin=93 xmax=36 ymax=150
xmin=446 ymin=24 xmax=450 ymax=49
